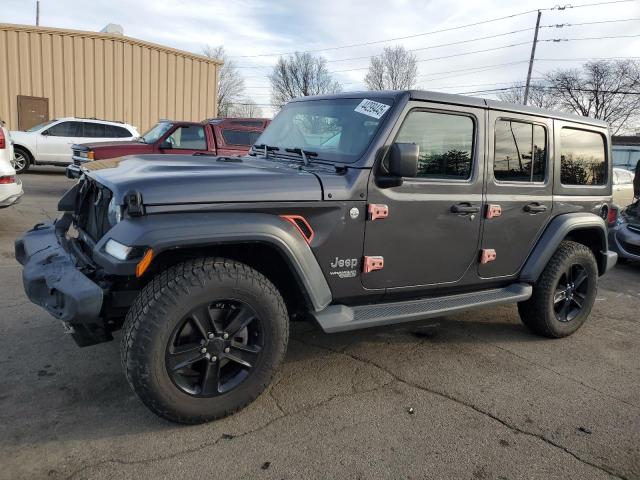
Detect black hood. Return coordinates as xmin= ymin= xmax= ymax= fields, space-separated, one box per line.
xmin=84 ymin=154 xmax=322 ymax=205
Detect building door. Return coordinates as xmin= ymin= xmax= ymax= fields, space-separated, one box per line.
xmin=17 ymin=96 xmax=49 ymax=131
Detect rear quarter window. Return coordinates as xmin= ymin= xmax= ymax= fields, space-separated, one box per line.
xmin=560 ymin=128 xmax=607 ymax=186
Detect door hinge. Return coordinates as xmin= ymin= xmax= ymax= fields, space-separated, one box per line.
xmin=368 ymin=204 xmax=389 ymax=221
xmin=486 ymin=204 xmax=502 ymax=219
xmin=363 ymin=256 xmax=384 ymax=273
xmin=480 ymin=249 xmax=497 ymax=264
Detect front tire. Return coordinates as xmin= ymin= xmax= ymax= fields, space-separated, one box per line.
xmin=518 ymin=241 xmax=598 ymax=338
xmin=121 ymin=257 xmax=289 ymax=424
xmin=12 ymin=147 xmax=31 ymax=174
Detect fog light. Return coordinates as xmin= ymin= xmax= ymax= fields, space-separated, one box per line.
xmin=104 ymin=239 xmax=132 ymax=260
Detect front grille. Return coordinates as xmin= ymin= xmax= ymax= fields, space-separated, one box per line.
xmin=74 ymin=178 xmax=112 ymax=242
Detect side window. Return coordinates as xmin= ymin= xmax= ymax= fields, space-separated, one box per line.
xmin=47 ymin=121 xmax=82 ymax=137
xmin=114 ymin=126 xmax=133 ymax=138
xmin=395 ymin=110 xmax=474 ymax=179
xmin=560 ymin=128 xmax=607 ymax=186
xmin=222 ymin=130 xmax=252 ymax=146
xmin=166 ymin=125 xmax=207 ymax=150
xmin=494 ymin=120 xmax=546 ymax=182
xmin=83 ymin=122 xmax=106 ymax=138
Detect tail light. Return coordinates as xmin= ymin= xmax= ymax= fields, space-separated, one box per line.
xmin=0 ymin=175 xmax=16 ymax=184
xmin=0 ymin=129 xmax=5 ymax=149
xmin=607 ymin=206 xmax=618 ymax=226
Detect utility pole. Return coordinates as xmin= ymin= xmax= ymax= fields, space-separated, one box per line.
xmin=523 ymin=10 xmax=541 ymax=106
xmin=36 ymin=1 xmax=40 ymax=26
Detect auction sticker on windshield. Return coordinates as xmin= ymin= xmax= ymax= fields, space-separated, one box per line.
xmin=354 ymin=99 xmax=391 ymax=119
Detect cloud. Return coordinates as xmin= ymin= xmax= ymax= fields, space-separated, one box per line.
xmin=3 ymin=0 xmax=640 ymax=115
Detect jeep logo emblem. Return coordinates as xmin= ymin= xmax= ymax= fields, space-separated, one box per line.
xmin=330 ymin=257 xmax=358 ymax=269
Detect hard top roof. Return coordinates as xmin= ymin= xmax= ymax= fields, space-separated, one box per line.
xmin=289 ymin=90 xmax=608 ymax=128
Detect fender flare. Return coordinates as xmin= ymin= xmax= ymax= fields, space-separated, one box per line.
xmin=520 ymin=212 xmax=611 ymax=283
xmin=92 ymin=212 xmax=332 ymax=311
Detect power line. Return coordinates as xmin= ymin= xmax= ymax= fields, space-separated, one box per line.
xmin=229 ymin=0 xmax=640 ymax=61
xmin=456 ymin=85 xmax=640 ymax=95
xmin=541 ymin=17 xmax=640 ymax=28
xmin=229 ymin=9 xmax=540 ymax=59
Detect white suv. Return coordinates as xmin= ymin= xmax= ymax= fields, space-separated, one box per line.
xmin=0 ymin=122 xmax=23 ymax=208
xmin=11 ymin=118 xmax=138 ymax=173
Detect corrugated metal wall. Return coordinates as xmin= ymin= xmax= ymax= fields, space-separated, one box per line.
xmin=0 ymin=24 xmax=220 ymax=132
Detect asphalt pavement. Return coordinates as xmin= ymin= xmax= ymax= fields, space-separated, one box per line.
xmin=0 ymin=167 xmax=638 ymax=480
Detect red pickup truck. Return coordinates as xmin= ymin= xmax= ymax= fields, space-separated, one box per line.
xmin=66 ymin=117 xmax=270 ymax=178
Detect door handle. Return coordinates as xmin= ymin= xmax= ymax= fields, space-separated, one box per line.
xmin=524 ymin=203 xmax=548 ymax=213
xmin=450 ymin=203 xmax=480 ymax=214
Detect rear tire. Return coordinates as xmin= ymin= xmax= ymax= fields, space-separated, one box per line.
xmin=12 ymin=147 xmax=31 ymax=174
xmin=518 ymin=241 xmax=598 ymax=338
xmin=121 ymin=257 xmax=288 ymax=424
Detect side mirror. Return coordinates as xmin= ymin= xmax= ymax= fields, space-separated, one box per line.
xmin=41 ymin=130 xmax=50 ymax=136
xmin=388 ymin=143 xmax=419 ymax=177
xmin=160 ymin=140 xmax=172 ymax=150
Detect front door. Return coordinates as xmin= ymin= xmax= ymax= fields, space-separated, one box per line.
xmin=478 ymin=111 xmax=553 ymax=278
xmin=362 ymin=102 xmax=485 ymax=291
xmin=37 ymin=120 xmax=83 ymax=163
xmin=162 ymin=125 xmax=208 ymax=155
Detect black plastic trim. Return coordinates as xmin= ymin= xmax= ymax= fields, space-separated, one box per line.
xmin=520 ymin=212 xmax=613 ymax=282
xmin=95 ymin=212 xmax=332 ymax=311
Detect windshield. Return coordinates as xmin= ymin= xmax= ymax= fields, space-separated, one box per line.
xmin=26 ymin=120 xmax=56 ymax=132
xmin=255 ymin=97 xmax=394 ymax=163
xmin=141 ymin=122 xmax=173 ymax=144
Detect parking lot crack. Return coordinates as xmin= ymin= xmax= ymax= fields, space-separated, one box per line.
xmin=296 ymin=338 xmax=628 ymax=480
xmin=64 ymin=378 xmax=391 ymax=479
xmin=471 ymin=336 xmax=640 ymax=411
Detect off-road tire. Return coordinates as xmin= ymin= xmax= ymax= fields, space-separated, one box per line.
xmin=12 ymin=147 xmax=31 ymax=174
xmin=518 ymin=241 xmax=598 ymax=338
xmin=121 ymin=257 xmax=288 ymax=424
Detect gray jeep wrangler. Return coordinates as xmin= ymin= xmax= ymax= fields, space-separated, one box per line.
xmin=15 ymin=91 xmax=617 ymax=423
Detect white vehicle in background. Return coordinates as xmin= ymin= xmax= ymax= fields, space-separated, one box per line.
xmin=613 ymin=167 xmax=636 ymax=208
xmin=11 ymin=117 xmax=139 ymax=173
xmin=0 ymin=122 xmax=23 ymax=208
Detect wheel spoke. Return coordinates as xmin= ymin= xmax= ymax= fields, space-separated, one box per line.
xmin=167 ymin=345 xmax=204 ymax=372
xmin=201 ymin=361 xmax=220 ymax=395
xmin=573 ymin=269 xmax=588 ymax=289
xmin=226 ymin=342 xmax=261 ymax=368
xmin=554 ymin=289 xmax=566 ymax=304
xmin=560 ymin=299 xmax=571 ymax=321
xmin=225 ymin=308 xmax=255 ymax=337
xmin=565 ymin=266 xmax=574 ymax=284
xmin=191 ymin=304 xmax=217 ymax=338
xmin=571 ymin=295 xmax=584 ymax=309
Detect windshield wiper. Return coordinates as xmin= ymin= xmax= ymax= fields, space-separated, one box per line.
xmin=284 ymin=147 xmax=318 ymax=166
xmin=253 ymin=143 xmax=279 ymax=159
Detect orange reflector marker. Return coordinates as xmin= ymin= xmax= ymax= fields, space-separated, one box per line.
xmin=136 ymin=248 xmax=154 ymax=277
xmin=280 ymin=215 xmax=314 ymax=244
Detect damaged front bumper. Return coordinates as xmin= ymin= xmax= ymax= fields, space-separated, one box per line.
xmin=14 ymin=214 xmax=112 ymax=346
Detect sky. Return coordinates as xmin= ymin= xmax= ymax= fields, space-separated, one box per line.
xmin=3 ymin=0 xmax=640 ymax=117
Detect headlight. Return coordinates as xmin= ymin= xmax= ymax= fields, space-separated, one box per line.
xmin=104 ymin=239 xmax=133 ymax=260
xmin=107 ymin=198 xmax=122 ymax=226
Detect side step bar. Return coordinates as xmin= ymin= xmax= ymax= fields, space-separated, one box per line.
xmin=313 ymin=283 xmax=532 ymax=333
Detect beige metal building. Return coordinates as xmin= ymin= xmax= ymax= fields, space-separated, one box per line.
xmin=0 ymin=23 xmax=221 ymax=132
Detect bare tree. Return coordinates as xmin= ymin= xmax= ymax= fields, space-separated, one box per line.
xmin=497 ymin=83 xmax=556 ymax=109
xmin=544 ymin=60 xmax=640 ymax=135
xmin=203 ymin=45 xmax=245 ymax=117
xmin=269 ymin=52 xmax=342 ymax=108
xmin=364 ymin=45 xmax=417 ymax=90
xmin=229 ymin=99 xmax=264 ymax=118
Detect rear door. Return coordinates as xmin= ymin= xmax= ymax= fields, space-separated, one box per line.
xmin=479 ymin=111 xmax=553 ymax=278
xmin=362 ymin=101 xmax=486 ymax=291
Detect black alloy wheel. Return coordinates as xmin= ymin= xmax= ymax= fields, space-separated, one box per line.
xmin=166 ymin=300 xmax=263 ymax=397
xmin=553 ymin=263 xmax=589 ymax=323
